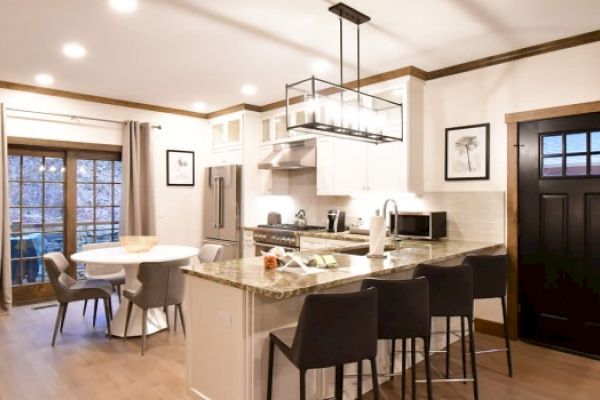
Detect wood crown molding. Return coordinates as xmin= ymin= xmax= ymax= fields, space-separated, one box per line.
xmin=0 ymin=80 xmax=208 ymax=119
xmin=505 ymin=100 xmax=600 ymax=123
xmin=207 ymin=103 xmax=262 ymax=119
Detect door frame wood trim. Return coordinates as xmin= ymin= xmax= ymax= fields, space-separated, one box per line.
xmin=505 ymin=100 xmax=600 ymax=340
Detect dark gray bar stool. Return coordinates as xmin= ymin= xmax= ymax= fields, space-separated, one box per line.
xmin=267 ymin=289 xmax=379 ymax=400
xmin=357 ymin=278 xmax=433 ymax=400
xmin=462 ymin=254 xmax=513 ymax=377
xmin=413 ymin=263 xmax=479 ymax=400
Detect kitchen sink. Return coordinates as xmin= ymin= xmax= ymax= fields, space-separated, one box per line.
xmin=333 ymin=246 xmax=370 ymax=256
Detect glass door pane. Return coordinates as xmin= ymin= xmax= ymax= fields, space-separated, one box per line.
xmin=8 ymin=154 xmax=65 ymax=286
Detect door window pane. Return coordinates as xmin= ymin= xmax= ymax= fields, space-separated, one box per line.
xmin=22 ymin=183 xmax=43 ymax=206
xmin=77 ymin=160 xmax=94 ymax=182
xmin=77 ymin=207 xmax=94 ymax=222
xmin=9 ymin=183 xmax=20 ymax=206
xmin=44 ymin=158 xmax=64 ymax=182
xmin=542 ymin=135 xmax=562 ymax=155
xmin=591 ymin=154 xmax=600 ymax=175
xmin=96 ymin=184 xmax=112 ymax=206
xmin=23 ymin=156 xmax=44 ymax=181
xmin=542 ymin=156 xmax=562 ymax=176
xmin=565 ymin=155 xmax=587 ymax=176
xmin=77 ymin=184 xmax=94 ymax=206
xmin=591 ymin=131 xmax=600 ymax=152
xmin=44 ymin=208 xmax=64 ymax=225
xmin=45 ymin=183 xmax=63 ymax=206
xmin=8 ymin=155 xmax=20 ymax=180
xmin=114 ymin=161 xmax=122 ymax=183
xmin=566 ymin=133 xmax=586 ymax=154
xmin=96 ymin=160 xmax=113 ymax=183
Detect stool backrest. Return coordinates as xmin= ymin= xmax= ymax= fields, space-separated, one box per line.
xmin=462 ymin=254 xmax=507 ymax=299
xmin=43 ymin=252 xmax=76 ymax=303
xmin=413 ymin=263 xmax=474 ymax=317
xmin=292 ymin=288 xmax=378 ymax=370
xmin=361 ymin=277 xmax=430 ymax=339
xmin=132 ymin=262 xmax=171 ymax=309
xmin=165 ymin=258 xmax=192 ymax=306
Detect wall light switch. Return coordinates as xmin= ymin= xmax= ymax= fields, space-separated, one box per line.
xmin=217 ymin=311 xmax=232 ymax=329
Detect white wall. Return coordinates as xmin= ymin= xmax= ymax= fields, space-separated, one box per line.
xmin=424 ymin=41 xmax=600 ymax=193
xmin=1 ymin=88 xmax=210 ymax=247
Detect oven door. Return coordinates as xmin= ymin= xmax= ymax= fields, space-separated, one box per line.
xmin=254 ymin=242 xmax=298 ymax=256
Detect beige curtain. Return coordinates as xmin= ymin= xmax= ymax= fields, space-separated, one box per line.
xmin=0 ymin=104 xmax=12 ymax=314
xmin=120 ymin=121 xmax=156 ymax=236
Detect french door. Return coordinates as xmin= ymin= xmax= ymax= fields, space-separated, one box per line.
xmin=518 ymin=112 xmax=600 ymax=358
xmin=8 ymin=147 xmax=121 ymax=303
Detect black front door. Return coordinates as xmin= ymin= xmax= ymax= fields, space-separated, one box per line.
xmin=518 ymin=113 xmax=600 ymax=358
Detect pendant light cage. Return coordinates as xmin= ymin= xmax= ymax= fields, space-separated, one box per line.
xmin=286 ymin=76 xmax=403 ymax=144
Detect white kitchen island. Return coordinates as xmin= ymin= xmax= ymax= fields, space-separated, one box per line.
xmin=182 ymin=240 xmax=503 ymax=400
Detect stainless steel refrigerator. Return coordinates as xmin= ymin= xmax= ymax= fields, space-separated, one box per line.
xmin=203 ymin=165 xmax=242 ymax=261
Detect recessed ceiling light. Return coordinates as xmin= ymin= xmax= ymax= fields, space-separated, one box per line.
xmin=311 ymin=59 xmax=330 ymax=74
xmin=35 ymin=73 xmax=54 ymax=86
xmin=192 ymin=102 xmax=207 ymax=112
xmin=109 ymin=0 xmax=138 ymax=13
xmin=241 ymin=84 xmax=257 ymax=96
xmin=62 ymin=42 xmax=87 ymax=59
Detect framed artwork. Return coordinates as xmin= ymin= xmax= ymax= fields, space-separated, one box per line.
xmin=166 ymin=150 xmax=195 ymax=186
xmin=445 ymin=123 xmax=490 ymax=181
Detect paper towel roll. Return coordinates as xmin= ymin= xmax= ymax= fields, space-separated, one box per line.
xmin=369 ymin=215 xmax=386 ymax=256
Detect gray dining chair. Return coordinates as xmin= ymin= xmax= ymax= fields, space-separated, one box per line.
xmin=164 ymin=259 xmax=194 ymax=334
xmin=124 ymin=261 xmax=181 ymax=355
xmin=81 ymin=242 xmax=125 ymax=325
xmin=43 ymin=252 xmax=113 ymax=346
xmin=198 ymin=244 xmax=224 ymax=263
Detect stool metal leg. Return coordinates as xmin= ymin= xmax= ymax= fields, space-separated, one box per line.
xmin=467 ymin=316 xmax=479 ymax=400
xmin=357 ymin=361 xmax=363 ymax=399
xmin=424 ymin=337 xmax=433 ymax=400
xmin=390 ymin=339 xmax=396 ymax=380
xmin=411 ymin=338 xmax=417 ymax=400
xmin=335 ymin=365 xmax=343 ymax=400
xmin=445 ymin=316 xmax=451 ymax=379
xmin=267 ymin=339 xmax=274 ymax=400
xmin=300 ymin=369 xmax=307 ymax=400
xmin=370 ymin=358 xmax=380 ymax=400
xmin=461 ymin=316 xmax=467 ymax=383
xmin=402 ymin=338 xmax=407 ymax=400
xmin=501 ymin=297 xmax=514 ymax=377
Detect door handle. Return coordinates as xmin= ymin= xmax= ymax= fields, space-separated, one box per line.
xmin=218 ymin=177 xmax=225 ymax=228
xmin=213 ymin=177 xmax=219 ymax=229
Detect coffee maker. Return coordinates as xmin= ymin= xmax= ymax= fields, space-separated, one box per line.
xmin=327 ymin=209 xmax=346 ymax=233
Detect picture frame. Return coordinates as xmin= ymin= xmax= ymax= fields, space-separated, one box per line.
xmin=166 ymin=150 xmax=195 ymax=186
xmin=445 ymin=123 xmax=490 ymax=181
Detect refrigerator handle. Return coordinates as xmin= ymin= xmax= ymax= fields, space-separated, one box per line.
xmin=213 ymin=177 xmax=219 ymax=229
xmin=218 ymin=177 xmax=225 ymax=228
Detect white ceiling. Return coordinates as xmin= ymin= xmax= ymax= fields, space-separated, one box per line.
xmin=1 ymin=0 xmax=599 ymax=112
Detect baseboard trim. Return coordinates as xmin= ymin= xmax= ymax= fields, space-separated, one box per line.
xmin=474 ymin=318 xmax=505 ymax=338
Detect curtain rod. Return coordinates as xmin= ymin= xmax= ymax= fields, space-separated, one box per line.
xmin=6 ymin=107 xmax=162 ymax=130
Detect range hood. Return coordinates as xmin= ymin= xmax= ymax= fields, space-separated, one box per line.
xmin=258 ymin=139 xmax=316 ymax=170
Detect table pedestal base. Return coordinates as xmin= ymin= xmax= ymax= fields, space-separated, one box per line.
xmin=109 ymin=298 xmax=168 ymax=338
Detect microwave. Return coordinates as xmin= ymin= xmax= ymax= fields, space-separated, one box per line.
xmin=389 ymin=212 xmax=447 ymax=240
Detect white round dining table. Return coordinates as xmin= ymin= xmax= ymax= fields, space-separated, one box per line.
xmin=71 ymin=245 xmax=199 ymax=338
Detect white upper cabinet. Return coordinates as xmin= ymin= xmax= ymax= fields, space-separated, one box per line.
xmin=211 ymin=115 xmax=243 ymax=148
xmin=316 ymin=76 xmax=424 ymax=196
xmin=260 ymin=109 xmax=313 ymax=144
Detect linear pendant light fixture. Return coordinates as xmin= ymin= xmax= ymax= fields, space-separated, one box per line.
xmin=285 ymin=2 xmax=403 ymax=144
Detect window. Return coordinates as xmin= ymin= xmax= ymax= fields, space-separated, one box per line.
xmin=75 ymin=159 xmax=121 ymax=278
xmin=8 ymin=153 xmax=65 ymax=285
xmin=540 ymin=131 xmax=600 ymax=177
xmin=8 ymin=146 xmax=121 ymax=301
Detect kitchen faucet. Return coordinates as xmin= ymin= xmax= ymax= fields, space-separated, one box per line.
xmin=382 ymin=199 xmax=399 ymax=250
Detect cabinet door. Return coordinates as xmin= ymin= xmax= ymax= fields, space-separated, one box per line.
xmin=261 ymin=119 xmax=271 ymax=143
xmin=316 ymin=137 xmax=335 ymax=195
xmin=227 ymin=119 xmax=241 ymax=144
xmin=334 ymin=139 xmax=369 ymax=194
xmin=212 ymin=123 xmax=225 ymax=146
xmin=274 ymin=114 xmax=288 ymax=140
xmin=369 ymin=141 xmax=405 ymax=193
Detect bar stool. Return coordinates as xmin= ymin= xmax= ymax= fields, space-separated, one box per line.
xmin=462 ymin=254 xmax=513 ymax=377
xmin=357 ymin=278 xmax=433 ymax=400
xmin=267 ymin=289 xmax=379 ymax=400
xmin=413 ymin=263 xmax=479 ymax=400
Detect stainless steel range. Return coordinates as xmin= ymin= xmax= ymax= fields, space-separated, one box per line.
xmin=253 ymin=224 xmax=326 ymax=255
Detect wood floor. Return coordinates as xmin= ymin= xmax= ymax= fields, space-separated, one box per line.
xmin=1 ymin=299 xmax=599 ymax=400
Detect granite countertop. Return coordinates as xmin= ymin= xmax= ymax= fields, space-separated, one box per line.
xmin=243 ymin=226 xmax=370 ymax=242
xmin=182 ymin=240 xmax=505 ymax=299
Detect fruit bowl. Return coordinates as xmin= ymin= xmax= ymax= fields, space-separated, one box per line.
xmin=120 ymin=236 xmax=158 ymax=253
